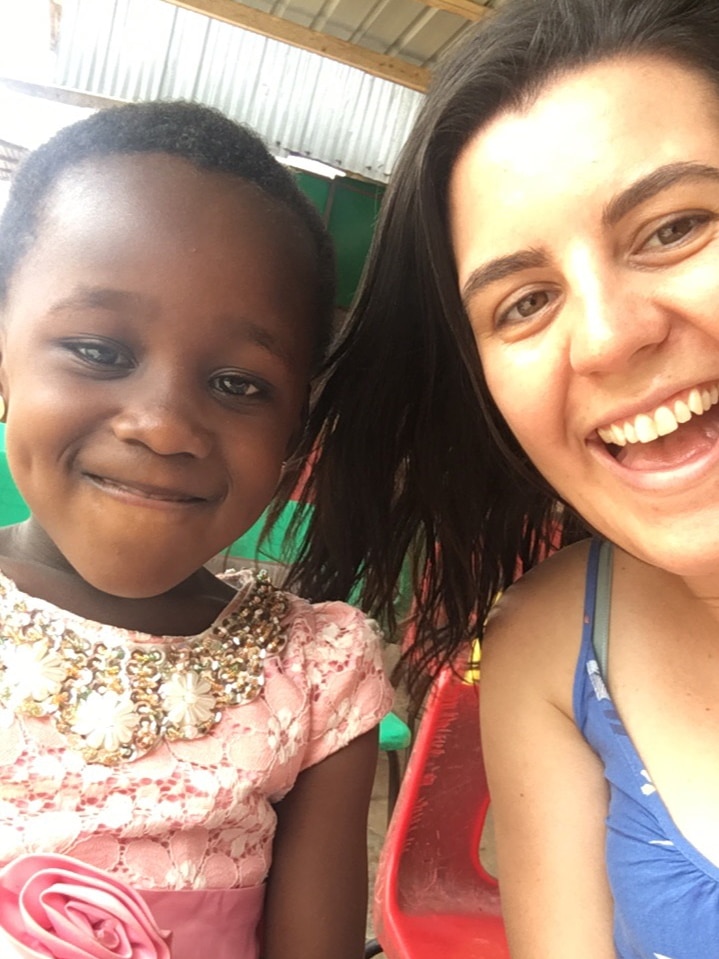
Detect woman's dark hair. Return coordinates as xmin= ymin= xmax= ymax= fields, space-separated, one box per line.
xmin=287 ymin=0 xmax=719 ymax=693
xmin=0 ymin=99 xmax=335 ymax=366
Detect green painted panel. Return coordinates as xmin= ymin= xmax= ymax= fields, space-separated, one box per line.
xmin=293 ymin=170 xmax=385 ymax=310
xmin=293 ymin=170 xmax=331 ymax=216
xmin=328 ymin=180 xmax=384 ymax=309
xmin=0 ymin=425 xmax=29 ymax=526
xmin=228 ymin=500 xmax=310 ymax=564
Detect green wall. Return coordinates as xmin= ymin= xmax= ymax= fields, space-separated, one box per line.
xmin=294 ymin=171 xmax=385 ymax=310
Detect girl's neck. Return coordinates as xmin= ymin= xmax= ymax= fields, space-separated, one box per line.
xmin=0 ymin=521 xmax=235 ymax=637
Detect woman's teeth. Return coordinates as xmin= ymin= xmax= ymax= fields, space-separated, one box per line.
xmin=598 ymin=384 xmax=719 ymax=447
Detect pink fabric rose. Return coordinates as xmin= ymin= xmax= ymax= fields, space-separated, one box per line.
xmin=0 ymin=853 xmax=171 ymax=958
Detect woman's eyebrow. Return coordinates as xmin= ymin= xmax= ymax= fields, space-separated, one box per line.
xmin=460 ymin=249 xmax=549 ymax=309
xmin=460 ymin=162 xmax=719 ymax=309
xmin=602 ymin=161 xmax=719 ymax=226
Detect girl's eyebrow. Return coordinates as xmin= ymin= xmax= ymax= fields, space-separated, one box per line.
xmin=49 ymin=287 xmax=142 ymax=315
xmin=460 ymin=161 xmax=719 ymax=310
xmin=48 ymin=285 xmax=290 ymax=362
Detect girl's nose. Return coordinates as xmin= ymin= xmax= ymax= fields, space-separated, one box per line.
xmin=567 ymin=261 xmax=671 ymax=375
xmin=111 ymin=372 xmax=213 ymax=458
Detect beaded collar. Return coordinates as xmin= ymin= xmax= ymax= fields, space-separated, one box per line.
xmin=0 ymin=569 xmax=288 ymax=766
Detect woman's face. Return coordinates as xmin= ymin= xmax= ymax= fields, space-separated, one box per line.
xmin=450 ymin=54 xmax=719 ymax=579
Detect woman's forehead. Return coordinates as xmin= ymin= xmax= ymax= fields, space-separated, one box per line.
xmin=449 ymin=54 xmax=719 ymax=265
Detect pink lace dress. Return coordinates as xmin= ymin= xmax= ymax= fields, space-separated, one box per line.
xmin=0 ymin=569 xmax=393 ymax=958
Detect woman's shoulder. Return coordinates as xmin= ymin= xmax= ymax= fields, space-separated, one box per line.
xmin=488 ymin=538 xmax=593 ymax=633
xmin=481 ymin=539 xmax=594 ymax=709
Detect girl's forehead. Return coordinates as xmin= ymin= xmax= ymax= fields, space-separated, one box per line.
xmin=18 ymin=152 xmax=317 ymax=305
xmin=42 ymin=153 xmax=306 ymax=247
xmin=4 ymin=152 xmax=318 ymax=362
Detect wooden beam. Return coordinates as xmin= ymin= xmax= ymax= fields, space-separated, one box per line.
xmin=0 ymin=77 xmax=127 ymax=110
xmin=420 ymin=0 xmax=493 ymax=21
xmin=161 ymin=0 xmax=431 ymax=91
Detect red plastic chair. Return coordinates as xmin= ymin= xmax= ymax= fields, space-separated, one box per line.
xmin=374 ymin=662 xmax=509 ymax=959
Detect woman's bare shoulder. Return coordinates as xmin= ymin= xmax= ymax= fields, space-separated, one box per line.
xmin=481 ymin=539 xmax=593 ymax=709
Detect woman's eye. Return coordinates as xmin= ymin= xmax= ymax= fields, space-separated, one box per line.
xmin=67 ymin=341 xmax=132 ymax=369
xmin=500 ymin=289 xmax=553 ymax=326
xmin=212 ymin=372 xmax=266 ymax=399
xmin=643 ymin=213 xmax=710 ymax=249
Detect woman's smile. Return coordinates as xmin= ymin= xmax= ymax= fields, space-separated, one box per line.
xmin=449 ymin=54 xmax=719 ymax=575
xmin=595 ymin=380 xmax=719 ymax=448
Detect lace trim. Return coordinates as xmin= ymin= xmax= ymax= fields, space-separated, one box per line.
xmin=0 ymin=571 xmax=288 ymax=765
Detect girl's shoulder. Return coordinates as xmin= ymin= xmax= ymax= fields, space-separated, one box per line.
xmin=220 ymin=566 xmax=387 ymax=669
xmin=221 ymin=571 xmax=394 ymax=767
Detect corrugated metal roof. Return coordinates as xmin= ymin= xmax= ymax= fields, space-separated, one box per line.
xmin=0 ymin=140 xmax=29 ymax=181
xmin=52 ymin=0 xmax=436 ymax=180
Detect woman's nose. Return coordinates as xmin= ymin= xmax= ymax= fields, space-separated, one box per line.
xmin=567 ymin=260 xmax=671 ymax=375
xmin=111 ymin=371 xmax=213 ymax=458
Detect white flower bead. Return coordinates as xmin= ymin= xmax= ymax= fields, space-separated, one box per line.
xmin=3 ymin=641 xmax=68 ymax=703
xmin=71 ymin=690 xmax=141 ymax=752
xmin=161 ymin=671 xmax=216 ymax=736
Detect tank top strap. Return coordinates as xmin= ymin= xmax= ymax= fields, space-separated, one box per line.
xmin=583 ymin=538 xmax=614 ymax=678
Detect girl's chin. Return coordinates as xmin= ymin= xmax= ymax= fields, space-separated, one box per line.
xmin=74 ymin=562 xmax=199 ymax=601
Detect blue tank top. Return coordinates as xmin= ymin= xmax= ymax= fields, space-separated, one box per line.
xmin=573 ymin=539 xmax=719 ymax=959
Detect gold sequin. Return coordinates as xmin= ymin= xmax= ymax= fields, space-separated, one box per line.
xmin=0 ymin=571 xmax=288 ymax=765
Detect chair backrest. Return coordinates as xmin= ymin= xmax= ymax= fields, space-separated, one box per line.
xmin=374 ymin=663 xmax=509 ymax=959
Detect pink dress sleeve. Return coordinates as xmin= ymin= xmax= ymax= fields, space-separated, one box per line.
xmin=290 ymin=600 xmax=395 ymax=771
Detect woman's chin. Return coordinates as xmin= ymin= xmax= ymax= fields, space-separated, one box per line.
xmin=614 ymin=529 xmax=719 ymax=583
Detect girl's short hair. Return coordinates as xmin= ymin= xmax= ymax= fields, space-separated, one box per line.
xmin=290 ymin=0 xmax=719 ymax=689
xmin=0 ymin=99 xmax=335 ymax=366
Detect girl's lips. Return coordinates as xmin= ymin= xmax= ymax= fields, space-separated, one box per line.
xmin=86 ymin=474 xmax=209 ymax=506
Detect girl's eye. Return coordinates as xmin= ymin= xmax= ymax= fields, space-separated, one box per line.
xmin=66 ymin=340 xmax=133 ymax=369
xmin=499 ymin=289 xmax=554 ymax=327
xmin=211 ymin=371 xmax=267 ymax=399
xmin=642 ymin=213 xmax=710 ymax=249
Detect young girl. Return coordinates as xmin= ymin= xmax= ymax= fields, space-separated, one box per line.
xmin=289 ymin=0 xmax=719 ymax=955
xmin=0 ymin=100 xmax=392 ymax=959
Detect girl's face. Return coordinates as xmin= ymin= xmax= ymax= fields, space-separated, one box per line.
xmin=0 ymin=153 xmax=316 ymax=598
xmin=450 ymin=55 xmax=719 ymax=580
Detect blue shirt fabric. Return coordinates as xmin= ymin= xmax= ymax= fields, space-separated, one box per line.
xmin=573 ymin=539 xmax=719 ymax=959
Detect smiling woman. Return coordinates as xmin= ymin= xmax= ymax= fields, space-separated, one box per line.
xmin=287 ymin=0 xmax=719 ymax=956
xmin=449 ymin=55 xmax=719 ymax=571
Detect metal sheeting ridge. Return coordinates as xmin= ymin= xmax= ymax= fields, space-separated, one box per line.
xmin=53 ymin=0 xmax=425 ymax=181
